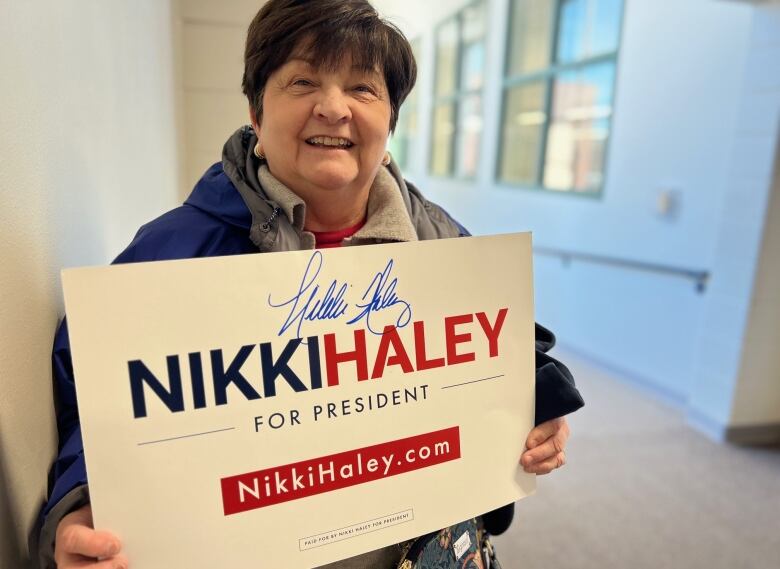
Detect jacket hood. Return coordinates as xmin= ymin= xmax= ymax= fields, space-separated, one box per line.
xmin=184 ymin=162 xmax=254 ymax=231
xmin=183 ymin=125 xmax=275 ymax=233
xmin=182 ymin=126 xmax=284 ymax=251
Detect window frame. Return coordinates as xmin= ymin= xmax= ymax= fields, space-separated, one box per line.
xmin=497 ymin=0 xmax=624 ymax=197
xmin=429 ymin=0 xmax=487 ymax=180
xmin=388 ymin=37 xmax=422 ymax=173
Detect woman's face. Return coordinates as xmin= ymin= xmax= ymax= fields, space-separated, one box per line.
xmin=255 ymin=56 xmax=392 ymax=201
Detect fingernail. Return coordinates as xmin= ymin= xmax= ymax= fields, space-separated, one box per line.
xmin=104 ymin=540 xmax=120 ymax=557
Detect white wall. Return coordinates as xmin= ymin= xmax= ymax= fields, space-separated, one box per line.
xmin=373 ymin=0 xmax=475 ymax=37
xmin=174 ymin=0 xmax=267 ymax=197
xmin=379 ymin=0 xmax=780 ymax=438
xmin=0 ymin=1 xmax=179 ymax=565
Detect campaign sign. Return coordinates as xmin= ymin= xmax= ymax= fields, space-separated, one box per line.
xmin=62 ymin=233 xmax=536 ymax=568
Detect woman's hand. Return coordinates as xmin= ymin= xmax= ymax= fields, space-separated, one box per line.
xmin=55 ymin=504 xmax=128 ymax=568
xmin=520 ymin=417 xmax=570 ymax=475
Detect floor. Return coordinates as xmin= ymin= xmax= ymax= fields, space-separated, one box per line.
xmin=493 ymin=351 xmax=780 ymax=569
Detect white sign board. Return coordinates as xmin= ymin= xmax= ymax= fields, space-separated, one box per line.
xmin=62 ymin=233 xmax=536 ymax=568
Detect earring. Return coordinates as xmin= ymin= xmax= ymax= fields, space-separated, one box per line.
xmin=254 ymin=143 xmax=266 ymax=160
xmin=381 ymin=151 xmax=391 ymax=166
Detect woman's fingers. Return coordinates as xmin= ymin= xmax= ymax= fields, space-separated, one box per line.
xmin=59 ymin=523 xmax=121 ymax=558
xmin=521 ymin=434 xmax=563 ymax=469
xmin=55 ymin=504 xmax=125 ymax=568
xmin=521 ymin=417 xmax=570 ymax=474
xmin=61 ymin=553 xmax=128 ymax=569
xmin=525 ymin=417 xmax=568 ymax=449
xmin=523 ymin=451 xmax=566 ymax=475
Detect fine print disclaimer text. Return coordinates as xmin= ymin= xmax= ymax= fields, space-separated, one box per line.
xmin=299 ymin=509 xmax=415 ymax=551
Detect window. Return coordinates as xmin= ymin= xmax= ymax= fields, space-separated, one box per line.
xmin=389 ymin=39 xmax=421 ymax=171
xmin=430 ymin=0 xmax=487 ymax=179
xmin=499 ymin=0 xmax=623 ymax=193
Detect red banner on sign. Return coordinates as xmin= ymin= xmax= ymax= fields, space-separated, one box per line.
xmin=221 ymin=426 xmax=461 ymax=515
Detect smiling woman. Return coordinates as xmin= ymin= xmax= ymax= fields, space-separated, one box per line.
xmin=242 ymin=0 xmax=415 ymax=233
xmin=37 ymin=1 xmax=582 ymax=568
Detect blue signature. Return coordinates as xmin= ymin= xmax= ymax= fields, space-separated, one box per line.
xmin=267 ymin=251 xmax=349 ymax=339
xmin=346 ymin=259 xmax=412 ymax=334
xmin=267 ymin=251 xmax=412 ymax=338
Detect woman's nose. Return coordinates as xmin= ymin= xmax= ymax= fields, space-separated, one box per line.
xmin=313 ymin=88 xmax=352 ymax=124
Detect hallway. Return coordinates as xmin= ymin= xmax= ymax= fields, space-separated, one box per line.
xmin=2 ymin=1 xmax=779 ymax=567
xmin=495 ymin=351 xmax=780 ymax=569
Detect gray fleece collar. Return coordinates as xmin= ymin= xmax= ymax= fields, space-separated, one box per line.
xmin=257 ymin=164 xmax=418 ymax=245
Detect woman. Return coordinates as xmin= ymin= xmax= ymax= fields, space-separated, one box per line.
xmin=39 ymin=1 xmax=582 ymax=567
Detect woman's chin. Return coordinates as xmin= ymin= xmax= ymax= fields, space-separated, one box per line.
xmin=302 ymin=164 xmax=360 ymax=192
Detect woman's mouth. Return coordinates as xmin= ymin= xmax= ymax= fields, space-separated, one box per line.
xmin=305 ymin=136 xmax=354 ymax=149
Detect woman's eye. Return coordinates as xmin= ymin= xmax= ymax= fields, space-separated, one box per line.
xmin=354 ymin=85 xmax=376 ymax=95
xmin=292 ymin=78 xmax=314 ymax=87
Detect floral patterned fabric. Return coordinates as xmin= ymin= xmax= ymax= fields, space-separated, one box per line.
xmin=399 ymin=519 xmax=485 ymax=569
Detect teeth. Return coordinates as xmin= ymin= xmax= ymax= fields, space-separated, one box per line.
xmin=308 ymin=136 xmax=352 ymax=147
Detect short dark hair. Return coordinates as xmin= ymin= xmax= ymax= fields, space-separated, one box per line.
xmin=242 ymin=0 xmax=417 ymax=132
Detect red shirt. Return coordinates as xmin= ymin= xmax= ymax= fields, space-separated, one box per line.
xmin=310 ymin=219 xmax=366 ymax=249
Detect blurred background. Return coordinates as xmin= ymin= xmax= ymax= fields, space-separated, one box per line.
xmin=1 ymin=0 xmax=778 ymax=567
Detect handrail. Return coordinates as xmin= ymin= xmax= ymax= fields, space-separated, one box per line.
xmin=533 ymin=246 xmax=710 ymax=293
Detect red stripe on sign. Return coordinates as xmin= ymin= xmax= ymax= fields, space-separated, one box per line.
xmin=220 ymin=426 xmax=461 ymax=516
